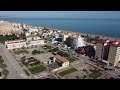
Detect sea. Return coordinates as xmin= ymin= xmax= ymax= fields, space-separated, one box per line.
xmin=0 ymin=18 xmax=120 ymax=38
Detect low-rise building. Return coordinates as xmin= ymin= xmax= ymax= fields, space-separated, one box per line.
xmin=27 ymin=39 xmax=45 ymax=47
xmin=5 ymin=38 xmax=46 ymax=49
xmin=47 ymin=55 xmax=69 ymax=72
xmin=5 ymin=40 xmax=26 ymax=49
xmin=28 ymin=28 xmax=38 ymax=33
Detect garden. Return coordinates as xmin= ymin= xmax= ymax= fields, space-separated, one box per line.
xmin=28 ymin=65 xmax=46 ymax=74
xmin=59 ymin=68 xmax=77 ymax=76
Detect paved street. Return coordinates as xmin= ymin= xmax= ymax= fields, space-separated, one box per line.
xmin=0 ymin=44 xmax=27 ymax=79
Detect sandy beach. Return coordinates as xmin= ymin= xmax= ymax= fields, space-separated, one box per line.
xmin=48 ymin=27 xmax=120 ymax=42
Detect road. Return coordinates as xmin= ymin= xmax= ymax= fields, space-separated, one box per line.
xmin=0 ymin=44 xmax=27 ymax=79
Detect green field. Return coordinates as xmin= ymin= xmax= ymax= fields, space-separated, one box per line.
xmin=59 ymin=68 xmax=77 ymax=76
xmin=14 ymin=49 xmax=29 ymax=55
xmin=88 ymin=70 xmax=103 ymax=79
xmin=28 ymin=65 xmax=46 ymax=74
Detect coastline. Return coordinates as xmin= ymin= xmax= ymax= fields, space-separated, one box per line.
xmin=0 ymin=20 xmax=120 ymax=41
xmin=48 ymin=27 xmax=120 ymax=41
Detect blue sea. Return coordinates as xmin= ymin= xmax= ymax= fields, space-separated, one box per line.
xmin=0 ymin=18 xmax=120 ymax=38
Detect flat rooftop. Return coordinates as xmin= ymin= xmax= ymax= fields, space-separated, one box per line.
xmin=47 ymin=62 xmax=60 ymax=70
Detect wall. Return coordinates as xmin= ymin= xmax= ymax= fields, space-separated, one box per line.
xmin=95 ymin=43 xmax=103 ymax=60
xmin=108 ymin=46 xmax=117 ymax=66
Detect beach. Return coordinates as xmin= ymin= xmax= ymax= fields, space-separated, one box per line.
xmin=48 ymin=27 xmax=120 ymax=42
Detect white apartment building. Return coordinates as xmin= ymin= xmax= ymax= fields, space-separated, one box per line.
xmin=62 ymin=34 xmax=69 ymax=42
xmin=108 ymin=42 xmax=120 ymax=66
xmin=28 ymin=28 xmax=38 ymax=33
xmin=5 ymin=40 xmax=26 ymax=49
xmin=5 ymin=38 xmax=46 ymax=49
xmin=95 ymin=40 xmax=120 ymax=66
xmin=27 ymin=39 xmax=45 ymax=47
xmin=71 ymin=36 xmax=86 ymax=50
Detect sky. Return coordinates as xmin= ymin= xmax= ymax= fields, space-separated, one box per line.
xmin=0 ymin=11 xmax=120 ymax=19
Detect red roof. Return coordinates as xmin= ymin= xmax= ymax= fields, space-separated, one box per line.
xmin=98 ymin=40 xmax=120 ymax=47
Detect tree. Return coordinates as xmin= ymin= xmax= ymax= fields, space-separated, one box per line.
xmin=0 ymin=35 xmax=7 ymax=43
xmin=2 ymin=69 xmax=9 ymax=77
xmin=0 ymin=59 xmax=4 ymax=64
xmin=0 ymin=55 xmax=2 ymax=59
xmin=64 ymin=37 xmax=73 ymax=46
xmin=0 ymin=64 xmax=7 ymax=69
xmin=0 ymin=72 xmax=2 ymax=77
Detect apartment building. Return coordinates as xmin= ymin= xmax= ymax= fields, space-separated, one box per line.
xmin=95 ymin=40 xmax=120 ymax=66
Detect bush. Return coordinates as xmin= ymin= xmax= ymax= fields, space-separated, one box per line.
xmin=2 ymin=69 xmax=9 ymax=78
xmin=32 ymin=50 xmax=44 ymax=55
xmin=32 ymin=50 xmax=40 ymax=55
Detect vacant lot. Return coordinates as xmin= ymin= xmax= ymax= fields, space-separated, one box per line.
xmin=88 ymin=70 xmax=103 ymax=79
xmin=28 ymin=65 xmax=46 ymax=74
xmin=59 ymin=68 xmax=77 ymax=76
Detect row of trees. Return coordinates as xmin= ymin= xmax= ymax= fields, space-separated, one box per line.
xmin=0 ymin=33 xmax=26 ymax=43
xmin=0 ymin=55 xmax=9 ymax=79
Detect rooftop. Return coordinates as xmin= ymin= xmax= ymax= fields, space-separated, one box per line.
xmin=98 ymin=40 xmax=120 ymax=47
xmin=47 ymin=62 xmax=60 ymax=70
xmin=55 ymin=55 xmax=69 ymax=63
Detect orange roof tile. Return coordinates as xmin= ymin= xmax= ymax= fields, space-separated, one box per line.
xmin=55 ymin=55 xmax=69 ymax=63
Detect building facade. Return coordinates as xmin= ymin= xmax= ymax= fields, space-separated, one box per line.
xmin=5 ymin=40 xmax=26 ymax=49
xmin=62 ymin=34 xmax=69 ymax=42
xmin=95 ymin=40 xmax=120 ymax=66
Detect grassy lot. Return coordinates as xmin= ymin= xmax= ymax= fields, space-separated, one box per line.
xmin=24 ymin=69 xmax=30 ymax=76
xmin=59 ymin=68 xmax=77 ymax=76
xmin=14 ymin=49 xmax=29 ymax=55
xmin=66 ymin=57 xmax=76 ymax=62
xmin=88 ymin=70 xmax=103 ymax=79
xmin=28 ymin=65 xmax=46 ymax=74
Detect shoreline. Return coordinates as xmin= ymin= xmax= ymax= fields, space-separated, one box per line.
xmin=48 ymin=27 xmax=120 ymax=41
xmin=0 ymin=20 xmax=120 ymax=41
